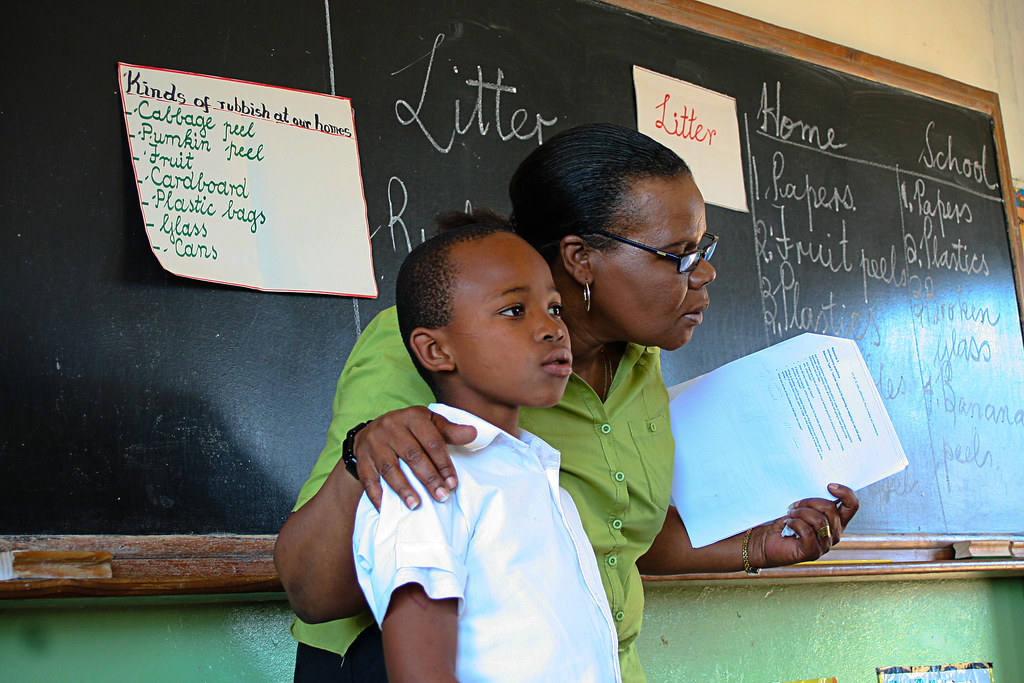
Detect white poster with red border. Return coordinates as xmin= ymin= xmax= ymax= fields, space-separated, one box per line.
xmin=118 ymin=63 xmax=376 ymax=297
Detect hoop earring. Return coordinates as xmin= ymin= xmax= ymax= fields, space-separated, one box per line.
xmin=583 ymin=281 xmax=592 ymax=312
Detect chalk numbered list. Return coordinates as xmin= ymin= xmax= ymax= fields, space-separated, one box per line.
xmin=669 ymin=333 xmax=908 ymax=548
xmin=118 ymin=63 xmax=376 ymax=297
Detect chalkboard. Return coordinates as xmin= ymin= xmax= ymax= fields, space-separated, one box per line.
xmin=2 ymin=0 xmax=1021 ymax=545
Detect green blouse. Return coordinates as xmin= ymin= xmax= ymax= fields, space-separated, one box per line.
xmin=291 ymin=306 xmax=675 ymax=683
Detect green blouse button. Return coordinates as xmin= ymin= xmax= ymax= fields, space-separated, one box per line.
xmin=648 ymin=422 xmax=657 ymax=432
xmin=614 ymin=471 xmax=625 ymax=482
xmin=607 ymin=555 xmax=618 ymax=567
xmin=600 ymin=423 xmax=611 ymax=434
xmin=612 ymin=519 xmax=623 ymax=530
xmin=614 ymin=610 xmax=625 ymax=622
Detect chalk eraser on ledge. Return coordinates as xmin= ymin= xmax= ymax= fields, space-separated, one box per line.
xmin=0 ymin=550 xmax=113 ymax=580
xmin=952 ymin=540 xmax=1024 ymax=559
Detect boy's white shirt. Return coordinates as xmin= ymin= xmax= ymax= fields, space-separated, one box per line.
xmin=353 ymin=402 xmax=622 ymax=683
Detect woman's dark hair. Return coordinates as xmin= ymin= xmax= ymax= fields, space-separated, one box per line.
xmin=395 ymin=207 xmax=512 ymax=395
xmin=508 ymin=123 xmax=691 ymax=262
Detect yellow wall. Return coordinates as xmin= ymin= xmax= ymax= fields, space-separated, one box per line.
xmin=703 ymin=0 xmax=1024 ymax=186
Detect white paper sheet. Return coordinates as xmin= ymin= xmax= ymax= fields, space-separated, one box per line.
xmin=118 ymin=63 xmax=376 ymax=297
xmin=670 ymin=333 xmax=908 ymax=547
xmin=633 ymin=65 xmax=748 ymax=213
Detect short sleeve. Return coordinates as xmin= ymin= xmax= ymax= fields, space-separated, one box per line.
xmin=353 ymin=462 xmax=471 ymax=625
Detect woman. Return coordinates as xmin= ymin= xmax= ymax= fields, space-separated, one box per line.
xmin=275 ymin=123 xmax=859 ymax=682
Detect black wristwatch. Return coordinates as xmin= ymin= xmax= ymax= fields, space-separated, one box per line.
xmin=342 ymin=421 xmax=372 ymax=480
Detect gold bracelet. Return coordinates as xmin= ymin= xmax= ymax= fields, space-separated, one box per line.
xmin=742 ymin=528 xmax=760 ymax=575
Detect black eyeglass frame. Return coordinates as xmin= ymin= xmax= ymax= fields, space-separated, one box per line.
xmin=586 ymin=229 xmax=718 ymax=273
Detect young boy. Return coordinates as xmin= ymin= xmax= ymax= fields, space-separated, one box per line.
xmin=352 ymin=212 xmax=622 ymax=682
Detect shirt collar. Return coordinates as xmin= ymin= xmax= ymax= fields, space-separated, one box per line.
xmin=427 ymin=403 xmax=507 ymax=451
xmin=623 ymin=341 xmax=657 ymax=368
xmin=427 ymin=403 xmax=561 ymax=469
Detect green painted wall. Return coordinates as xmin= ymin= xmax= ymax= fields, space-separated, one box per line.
xmin=1 ymin=594 xmax=295 ymax=682
xmin=2 ymin=579 xmax=1021 ymax=682
xmin=637 ymin=578 xmax=1024 ymax=682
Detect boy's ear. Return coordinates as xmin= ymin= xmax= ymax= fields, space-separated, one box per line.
xmin=409 ymin=327 xmax=457 ymax=373
xmin=559 ymin=234 xmax=594 ymax=286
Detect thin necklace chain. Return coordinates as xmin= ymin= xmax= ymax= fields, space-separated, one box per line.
xmin=602 ymin=347 xmax=613 ymax=399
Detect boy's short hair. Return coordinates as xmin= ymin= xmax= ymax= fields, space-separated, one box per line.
xmin=396 ymin=207 xmax=513 ymax=394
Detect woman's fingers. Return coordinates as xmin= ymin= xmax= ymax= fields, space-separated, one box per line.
xmin=354 ymin=407 xmax=478 ymax=510
xmin=786 ymin=506 xmax=833 ymax=554
xmin=788 ymin=499 xmax=840 ymax=544
xmin=759 ymin=516 xmax=822 ymax=566
xmin=788 ymin=483 xmax=860 ymax=543
xmin=362 ymin=407 xmax=436 ymax=509
xmin=429 ymin=413 xmax=477 ymax=488
xmin=353 ymin=422 xmax=409 ymax=511
xmin=828 ymin=483 xmax=860 ymax=528
xmin=392 ymin=413 xmax=463 ymax=505
xmin=759 ymin=484 xmax=861 ymax=568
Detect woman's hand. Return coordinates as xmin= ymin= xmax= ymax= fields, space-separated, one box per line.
xmin=751 ymin=483 xmax=860 ymax=569
xmin=354 ymin=406 xmax=478 ymax=510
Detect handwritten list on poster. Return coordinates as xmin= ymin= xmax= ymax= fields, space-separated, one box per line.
xmin=118 ymin=63 xmax=376 ymax=297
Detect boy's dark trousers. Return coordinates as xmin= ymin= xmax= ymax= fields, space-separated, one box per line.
xmin=293 ymin=624 xmax=388 ymax=682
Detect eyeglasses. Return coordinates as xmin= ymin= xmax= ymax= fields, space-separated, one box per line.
xmin=587 ymin=229 xmax=718 ymax=273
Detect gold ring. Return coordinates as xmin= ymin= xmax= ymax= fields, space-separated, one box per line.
xmin=816 ymin=525 xmax=831 ymax=540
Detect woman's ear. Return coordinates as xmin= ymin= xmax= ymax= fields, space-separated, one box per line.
xmin=409 ymin=328 xmax=456 ymax=373
xmin=558 ymin=234 xmax=594 ymax=286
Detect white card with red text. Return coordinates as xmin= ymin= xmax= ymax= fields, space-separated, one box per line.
xmin=634 ymin=65 xmax=747 ymax=213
